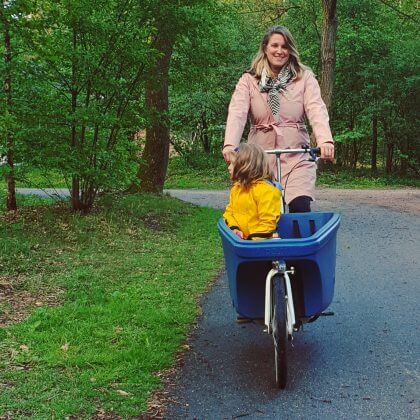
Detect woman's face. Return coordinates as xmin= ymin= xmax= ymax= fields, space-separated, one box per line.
xmin=265 ymin=33 xmax=290 ymax=72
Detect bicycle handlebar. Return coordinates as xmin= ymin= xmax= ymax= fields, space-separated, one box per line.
xmin=265 ymin=146 xmax=321 ymax=156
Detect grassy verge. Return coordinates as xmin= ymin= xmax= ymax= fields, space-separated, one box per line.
xmin=2 ymin=156 xmax=418 ymax=192
xmin=165 ymin=156 xmax=419 ymax=190
xmin=317 ymin=168 xmax=420 ymax=189
xmin=0 ymin=191 xmax=223 ymax=417
xmin=0 ymin=167 xmax=68 ymax=189
xmin=165 ymin=155 xmax=230 ymax=190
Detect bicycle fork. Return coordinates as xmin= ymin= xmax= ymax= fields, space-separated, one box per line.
xmin=264 ymin=260 xmax=296 ymax=337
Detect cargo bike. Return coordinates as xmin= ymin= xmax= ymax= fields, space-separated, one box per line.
xmin=218 ymin=147 xmax=341 ymax=389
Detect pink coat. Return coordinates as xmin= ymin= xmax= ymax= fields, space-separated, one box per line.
xmin=224 ymin=70 xmax=333 ymax=204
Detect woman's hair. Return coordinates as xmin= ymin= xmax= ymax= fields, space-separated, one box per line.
xmin=230 ymin=144 xmax=273 ymax=188
xmin=248 ymin=26 xmax=308 ymax=80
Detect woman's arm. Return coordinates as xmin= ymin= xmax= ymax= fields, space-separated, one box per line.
xmin=223 ymin=74 xmax=251 ymax=162
xmin=303 ymin=71 xmax=334 ymax=160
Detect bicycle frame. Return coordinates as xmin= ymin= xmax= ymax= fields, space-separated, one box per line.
xmin=264 ymin=146 xmax=320 ymax=338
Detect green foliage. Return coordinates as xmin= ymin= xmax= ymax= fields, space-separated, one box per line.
xmin=330 ymin=0 xmax=419 ymax=172
xmin=0 ymin=193 xmax=223 ymax=417
xmin=1 ymin=0 xmax=160 ymax=210
xmin=165 ymin=155 xmax=230 ymax=189
xmin=2 ymin=0 xmax=417 ymax=210
xmin=169 ymin=1 xmax=279 ymax=156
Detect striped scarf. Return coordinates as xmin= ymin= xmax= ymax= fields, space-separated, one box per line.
xmin=259 ymin=65 xmax=292 ymax=121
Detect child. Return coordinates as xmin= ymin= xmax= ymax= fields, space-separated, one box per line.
xmin=223 ymin=143 xmax=281 ymax=240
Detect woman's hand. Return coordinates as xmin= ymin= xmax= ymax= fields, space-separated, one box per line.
xmin=222 ymin=144 xmax=235 ymax=163
xmin=320 ymin=143 xmax=334 ymax=161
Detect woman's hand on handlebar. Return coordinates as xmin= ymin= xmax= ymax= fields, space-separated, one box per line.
xmin=320 ymin=143 xmax=334 ymax=161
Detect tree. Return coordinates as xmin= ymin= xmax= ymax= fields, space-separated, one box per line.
xmin=18 ymin=0 xmax=154 ymax=212
xmin=0 ymin=0 xmax=17 ymax=210
xmin=131 ymin=4 xmax=176 ymax=193
xmin=319 ymin=0 xmax=337 ymax=111
xmin=131 ymin=0 xmax=226 ymax=193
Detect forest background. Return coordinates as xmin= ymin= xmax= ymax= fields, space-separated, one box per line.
xmin=1 ymin=0 xmax=419 ymax=212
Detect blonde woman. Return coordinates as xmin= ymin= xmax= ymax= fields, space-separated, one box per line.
xmin=222 ymin=26 xmax=334 ymax=213
xmin=223 ymin=144 xmax=281 ymax=240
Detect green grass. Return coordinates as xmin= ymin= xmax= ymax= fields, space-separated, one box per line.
xmin=3 ymin=156 xmax=418 ymax=192
xmin=317 ymin=168 xmax=420 ymax=189
xmin=165 ymin=155 xmax=419 ymax=190
xmin=0 ymin=190 xmax=55 ymax=211
xmin=0 ymin=192 xmax=223 ymax=417
xmin=165 ymin=155 xmax=231 ymax=190
xmin=1 ymin=167 xmax=68 ymax=189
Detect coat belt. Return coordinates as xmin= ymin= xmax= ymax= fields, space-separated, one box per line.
xmin=251 ymin=122 xmax=306 ymax=132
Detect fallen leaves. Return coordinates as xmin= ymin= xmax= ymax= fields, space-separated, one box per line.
xmin=0 ymin=275 xmax=62 ymax=328
xmin=60 ymin=342 xmax=69 ymax=352
xmin=116 ymin=389 xmax=131 ymax=397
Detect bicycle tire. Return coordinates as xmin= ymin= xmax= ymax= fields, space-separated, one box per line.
xmin=272 ymin=273 xmax=288 ymax=389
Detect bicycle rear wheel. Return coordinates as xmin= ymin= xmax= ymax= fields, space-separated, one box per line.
xmin=272 ymin=273 xmax=287 ymax=389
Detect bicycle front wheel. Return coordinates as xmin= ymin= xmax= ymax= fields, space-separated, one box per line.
xmin=272 ymin=273 xmax=287 ymax=389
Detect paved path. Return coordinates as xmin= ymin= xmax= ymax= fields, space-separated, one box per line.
xmin=16 ymin=187 xmax=71 ymax=199
xmin=163 ymin=189 xmax=419 ymax=419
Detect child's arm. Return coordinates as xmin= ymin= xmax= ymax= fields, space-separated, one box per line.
xmin=223 ymin=190 xmax=244 ymax=239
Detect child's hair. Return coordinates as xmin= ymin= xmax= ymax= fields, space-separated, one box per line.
xmin=230 ymin=143 xmax=273 ymax=188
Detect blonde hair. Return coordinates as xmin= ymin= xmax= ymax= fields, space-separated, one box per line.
xmin=230 ymin=144 xmax=273 ymax=188
xmin=249 ymin=26 xmax=308 ymax=80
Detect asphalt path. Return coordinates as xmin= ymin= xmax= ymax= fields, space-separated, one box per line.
xmin=163 ymin=189 xmax=419 ymax=419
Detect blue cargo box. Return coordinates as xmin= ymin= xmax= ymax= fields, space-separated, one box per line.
xmin=218 ymin=212 xmax=341 ymax=319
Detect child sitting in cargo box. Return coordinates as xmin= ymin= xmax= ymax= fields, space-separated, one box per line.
xmin=223 ymin=143 xmax=281 ymax=240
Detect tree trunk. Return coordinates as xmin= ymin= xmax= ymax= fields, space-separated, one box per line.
xmin=386 ymin=142 xmax=393 ymax=174
xmin=131 ymin=25 xmax=174 ymax=193
xmin=319 ymin=0 xmax=337 ymax=111
xmin=1 ymin=2 xmax=17 ymax=211
xmin=371 ymin=115 xmax=378 ymax=174
xmin=400 ymin=136 xmax=408 ymax=175
xmin=335 ymin=142 xmax=343 ymax=167
xmin=201 ymin=111 xmax=210 ymax=154
xmin=318 ymin=0 xmax=337 ymax=172
xmin=70 ymin=26 xmax=81 ymax=210
xmin=352 ymin=142 xmax=359 ymax=170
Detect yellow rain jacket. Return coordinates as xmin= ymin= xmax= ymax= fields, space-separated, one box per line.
xmin=223 ymin=179 xmax=281 ymax=240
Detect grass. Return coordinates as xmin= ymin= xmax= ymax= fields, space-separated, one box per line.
xmin=0 ymin=190 xmax=223 ymax=417
xmin=317 ymin=168 xmax=420 ymax=189
xmin=165 ymin=155 xmax=230 ymax=190
xmin=165 ymin=155 xmax=419 ymax=190
xmin=4 ymin=167 xmax=68 ymax=189
xmin=2 ymin=156 xmax=418 ymax=192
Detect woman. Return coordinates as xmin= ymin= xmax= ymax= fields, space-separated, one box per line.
xmin=222 ymin=26 xmax=334 ymax=212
